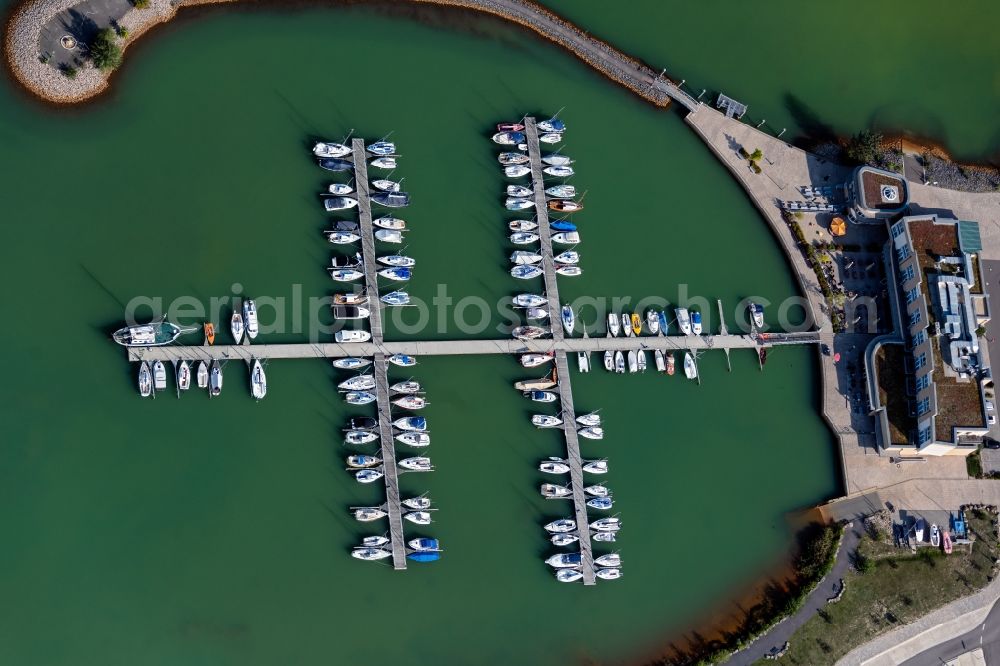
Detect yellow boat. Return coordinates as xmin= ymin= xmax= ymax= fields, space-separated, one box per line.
xmin=630 ymin=313 xmax=642 ymax=336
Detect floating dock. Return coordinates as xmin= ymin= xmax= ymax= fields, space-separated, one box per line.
xmin=524 ymin=117 xmax=564 ymax=340
xmin=373 ymin=354 xmax=407 ymax=570
xmin=351 ymin=138 xmax=384 ymax=344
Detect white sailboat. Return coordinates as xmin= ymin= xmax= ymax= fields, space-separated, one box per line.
xmin=196 ymin=361 xmax=209 ymax=389
xmin=250 ymin=359 xmax=266 ymax=400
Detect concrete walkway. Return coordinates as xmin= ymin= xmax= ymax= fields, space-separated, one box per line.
xmin=726 ymin=524 xmax=862 ymax=665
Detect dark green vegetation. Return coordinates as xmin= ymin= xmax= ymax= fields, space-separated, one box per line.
xmin=774 ymin=514 xmax=999 ymax=664
xmin=89 ymin=28 xmax=122 ymax=71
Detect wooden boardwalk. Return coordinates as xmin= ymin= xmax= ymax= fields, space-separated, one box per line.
xmin=524 ymin=117 xmax=564 ymax=340
xmin=372 ymin=354 xmax=407 ymax=570
xmin=351 ymin=139 xmax=384 ymax=344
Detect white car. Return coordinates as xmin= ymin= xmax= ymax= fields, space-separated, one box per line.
xmin=335 ymin=330 xmax=372 ymax=343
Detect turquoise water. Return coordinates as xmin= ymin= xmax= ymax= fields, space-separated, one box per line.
xmin=0 ymin=4 xmax=846 ymax=664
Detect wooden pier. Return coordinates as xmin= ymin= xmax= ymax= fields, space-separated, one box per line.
xmin=351 ymin=139 xmax=384 ymax=343
xmin=524 ymin=117 xmax=564 ymax=340
xmin=373 ymin=354 xmax=407 ymax=570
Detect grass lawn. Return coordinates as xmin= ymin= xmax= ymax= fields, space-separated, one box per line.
xmin=765 ymin=514 xmax=998 ymax=665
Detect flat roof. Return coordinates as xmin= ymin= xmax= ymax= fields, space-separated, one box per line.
xmin=959 ymin=221 xmax=982 ymax=253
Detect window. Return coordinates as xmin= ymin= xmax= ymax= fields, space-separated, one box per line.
xmin=914 ymin=353 xmax=927 ymax=370
xmin=912 ymin=331 xmax=925 ymax=346
xmin=906 ymin=288 xmax=919 ymax=305
xmin=918 ymin=426 xmax=933 ymax=445
xmin=901 ymin=265 xmax=915 ymax=283
xmin=915 ymin=374 xmax=930 ymax=391
xmin=896 ymin=245 xmax=912 ymax=262
xmin=892 ymin=223 xmax=906 ymax=238
xmin=917 ymin=397 xmax=930 ymax=416
xmin=909 ymin=310 xmax=922 ymax=327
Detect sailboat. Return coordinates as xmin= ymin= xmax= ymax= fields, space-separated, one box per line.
xmin=137 ymin=361 xmax=152 ymax=397
xmin=196 ymin=361 xmax=208 ymax=388
xmin=655 ymin=350 xmax=665 ymax=372
xmin=647 ymin=309 xmax=660 ymax=335
xmin=505 ymin=165 xmax=531 ymax=178
xmin=113 ymin=320 xmax=184 ymax=347
xmin=373 ymin=216 xmax=405 ymax=231
xmin=622 ymin=313 xmax=632 ymax=338
xmin=561 ymin=305 xmax=575 ymax=335
xmin=603 ymin=352 xmax=613 ymax=371
xmin=177 ymin=360 xmax=191 ymax=391
xmin=683 ymin=352 xmax=697 ymax=380
xmin=366 ymin=141 xmax=396 ymax=155
xmin=209 ymin=360 xmax=223 ymax=396
xmin=544 ymin=165 xmax=574 ymax=177
xmin=371 ymin=156 xmax=397 ymax=169
xmin=607 ymin=313 xmax=620 ymax=337
xmin=313 ymin=141 xmax=351 ymax=158
xmin=152 ymin=360 xmax=167 ymax=391
xmin=231 ymin=310 xmax=244 ymax=343
xmin=250 ymin=359 xmax=266 ymax=400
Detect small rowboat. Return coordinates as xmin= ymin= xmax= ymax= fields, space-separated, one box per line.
xmin=204 ymin=322 xmax=215 ymax=345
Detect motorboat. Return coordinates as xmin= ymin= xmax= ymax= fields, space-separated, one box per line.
xmin=331 ymin=269 xmax=365 ymax=282
xmin=676 ymin=308 xmax=692 ymax=335
xmin=333 ymin=305 xmax=371 ymax=320
xmin=335 ymin=330 xmax=372 ymax=343
xmin=607 ymin=313 xmax=620 ymax=337
xmin=666 ymin=353 xmax=675 ymax=376
xmin=658 ymin=310 xmax=668 ymax=335
xmin=655 ymin=350 xmax=665 ymax=372
xmin=391 ymin=380 xmax=422 ymax=394
xmin=550 ymin=220 xmax=576 ymax=232
xmin=553 ymin=250 xmax=579 ymax=264
xmin=551 ymin=231 xmax=580 ymax=244
xmin=334 ymin=292 xmax=367 ymax=306
xmin=381 ymin=291 xmax=410 ymax=306
xmin=409 ymin=538 xmax=440 ymax=552
xmin=544 ymin=165 xmax=574 ymax=177
xmin=152 ymin=360 xmax=167 ymax=391
xmin=525 ymin=390 xmax=557 ymax=402
xmin=914 ymin=519 xmax=926 ymax=542
xmin=511 ymin=251 xmax=543 ymax=265
xmin=352 ymin=547 xmax=391 ymax=561
xmin=240 ymin=300 xmax=258 ymax=340
xmin=375 ymin=229 xmax=404 ymax=243
xmin=339 ymin=374 xmax=376 ymax=391
xmin=177 ymin=360 xmax=191 ymax=391
xmin=345 ymin=391 xmax=376 ymax=405
xmin=373 ymin=216 xmax=406 ymax=230
xmin=556 ymin=569 xmax=584 ymax=583
xmin=556 ymin=266 xmax=582 ymax=278
xmin=532 ymin=415 xmax=562 ymax=428
xmin=596 ymin=568 xmax=622 ymax=581
xmin=548 ymin=200 xmax=583 ymax=213
xmin=513 ymin=293 xmax=546 ymax=308
xmin=371 ymin=156 xmax=397 ymax=169
xmin=513 ymin=326 xmax=547 ymax=340
xmin=354 ymin=507 xmax=386 ymax=522
xmin=371 ymin=191 xmax=410 ymax=208
xmin=492 ymin=131 xmax=526 ymax=145
xmin=691 ymin=310 xmax=703 ymax=335
xmin=330 ymin=252 xmax=363 ymax=269
xmin=137 ymin=362 xmax=152 ymax=397
xmin=209 ymin=360 xmax=222 ymax=396
xmin=749 ymin=302 xmax=765 ymax=329
xmin=407 ymin=551 xmax=440 ymax=563
xmin=542 ymin=153 xmax=573 ymax=166
xmin=399 ymin=456 xmax=432 ymax=471
xmin=394 ymin=416 xmax=427 ymax=432
xmin=614 ymin=351 xmax=625 ymax=373
xmin=630 ymin=313 xmax=642 ymax=336
xmin=404 ymin=511 xmax=432 ymax=525
xmin=627 ymin=350 xmax=638 ymax=374
xmin=348 ymin=417 xmax=377 ymax=430
xmin=684 ymin=352 xmax=698 ymax=380
xmin=577 ymin=412 xmax=601 ymax=427
xmin=250 ymin=359 xmax=266 ymax=400
xmin=591 ymin=517 xmax=621 ymax=532
xmin=552 ymin=534 xmax=579 ymax=547
xmin=539 ymin=132 xmax=562 ymax=144
xmin=583 ymin=460 xmax=608 ymax=474
xmin=506 ymin=197 xmax=535 ymax=211
xmin=930 ymin=524 xmax=940 ymax=547
xmin=537 ymin=118 xmax=566 ymax=133
xmin=579 ymin=427 xmax=604 ymax=440
xmin=520 ymin=305 xmax=543 ymax=318
xmin=594 ymin=553 xmax=621 ymax=568
xmin=497 ymin=121 xmax=525 ymax=132
xmin=577 ymin=351 xmax=590 ymax=372
xmin=509 ymin=220 xmax=538 ymax=232
xmin=505 ymin=165 xmax=531 ymax=178
xmin=328 ymin=219 xmax=361 ymax=232
xmin=326 ymin=231 xmax=361 ymax=244
xmin=561 ymin=305 xmax=575 ymax=334
xmin=333 ymin=357 xmax=370 ymax=370
xmin=196 ymin=361 xmax=208 ymax=389
xmin=510 ymin=232 xmax=540 ymax=244
xmin=545 ymin=184 xmax=576 ymax=198
xmin=637 ymin=350 xmax=647 ymax=372
xmin=514 ymin=370 xmax=557 ymax=391
xmin=587 ymin=497 xmax=613 ymax=510
xmin=113 ymin=320 xmax=183 ymax=347
xmin=355 ymin=468 xmax=385 ymax=483
xmin=345 ymin=430 xmax=379 ymax=445
xmin=347 ymin=454 xmax=382 ymax=469
xmin=317 ymin=157 xmax=353 ymax=172
xmin=388 ymin=353 xmax=417 ymax=367
xmin=603 ymin=350 xmax=614 ymax=371
xmin=379 ymin=267 xmax=412 ymax=281
xmin=366 ymin=141 xmax=395 ymax=155
xmin=540 ymin=461 xmax=571 ymax=475
xmin=544 ymin=518 xmax=576 ymax=532
xmin=372 ymin=179 xmax=400 ymax=192
xmin=545 ymin=552 xmax=582 ymax=568
xmin=540 ymin=484 xmax=573 ymax=499
xmin=647 ymin=309 xmax=660 ymax=335
xmin=377 ymin=254 xmax=415 ymax=268
xmin=402 ymin=497 xmax=431 ymax=511
xmin=313 ymin=141 xmax=351 ymax=158
xmin=327 ymin=183 xmax=354 ymax=195
xmin=204 ymin=322 xmax=215 ymax=345
xmin=323 ymin=196 xmax=360 ymax=211
xmin=506 ymin=184 xmax=533 ymax=198
xmin=510 ymin=264 xmax=543 ymax=280
xmin=622 ymin=313 xmax=632 ymax=338
xmin=362 ymin=535 xmax=390 ymax=548
xmin=521 ymin=352 xmax=554 ymax=368
xmin=498 ymin=151 xmax=529 ymax=165
xmin=393 ymin=395 xmax=427 ymax=410
xmin=396 ymin=432 xmax=430 ymax=447
xmin=584 ymin=485 xmax=611 ymax=498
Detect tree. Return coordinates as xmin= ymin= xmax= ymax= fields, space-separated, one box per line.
xmin=847 ymin=129 xmax=883 ymax=166
xmin=89 ymin=29 xmax=122 ymax=71
xmin=977 ymin=325 xmax=987 ymax=337
xmin=749 ymin=148 xmax=763 ymax=163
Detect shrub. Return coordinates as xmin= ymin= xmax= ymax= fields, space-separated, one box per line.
xmin=738 ymin=147 xmax=749 ymax=159
xmin=117 ymin=26 xmax=129 ymax=38
xmin=750 ymin=148 xmax=763 ymax=162
xmin=751 ymin=163 xmax=762 ymax=174
xmin=89 ymin=28 xmax=122 ymax=71
xmin=847 ymin=129 xmax=883 ymax=165
xmin=968 ymin=450 xmax=983 ymax=479
xmin=61 ymin=65 xmax=77 ymax=79
xmin=133 ymin=0 xmax=149 ymax=7
xmin=977 ymin=325 xmax=987 ymax=337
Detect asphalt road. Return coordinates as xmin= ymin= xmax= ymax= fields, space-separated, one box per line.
xmin=900 ymin=597 xmax=1000 ymax=665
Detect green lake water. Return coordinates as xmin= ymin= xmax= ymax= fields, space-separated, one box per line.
xmin=5 ymin=1 xmax=978 ymax=663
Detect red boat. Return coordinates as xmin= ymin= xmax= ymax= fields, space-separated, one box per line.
xmin=943 ymin=530 xmax=953 ymax=554
xmin=497 ymin=122 xmax=525 ymax=132
xmin=666 ymin=353 xmax=675 ymax=376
